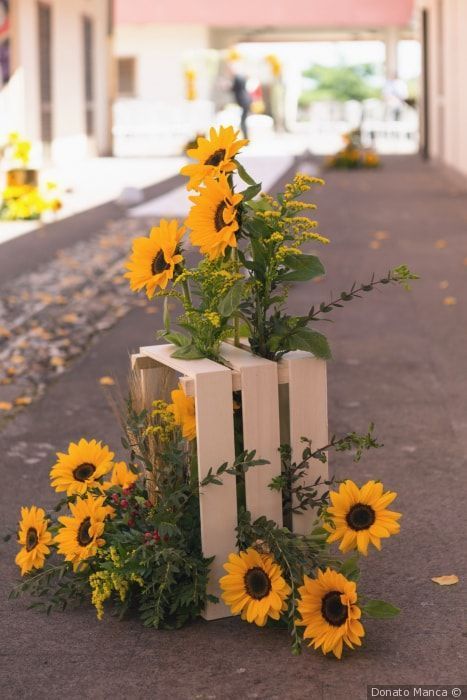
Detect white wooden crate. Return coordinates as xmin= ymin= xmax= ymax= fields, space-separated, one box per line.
xmin=132 ymin=343 xmax=328 ymax=620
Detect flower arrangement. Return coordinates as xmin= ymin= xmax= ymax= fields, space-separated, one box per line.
xmin=8 ymin=125 xmax=417 ymax=659
xmin=0 ymin=132 xmax=62 ymax=220
xmin=1 ymin=131 xmax=33 ymax=168
xmin=326 ymin=129 xmax=380 ymax=170
xmin=0 ymin=182 xmax=62 ymax=221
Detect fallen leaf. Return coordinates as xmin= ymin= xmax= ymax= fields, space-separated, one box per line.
xmin=6 ymin=367 xmax=17 ymax=376
xmin=435 ymin=239 xmax=447 ymax=249
xmin=0 ymin=401 xmax=13 ymax=410
xmin=443 ymin=296 xmax=457 ymax=306
xmin=99 ymin=376 xmax=115 ymax=386
xmin=17 ymin=339 xmax=29 ymax=349
xmin=369 ymin=241 xmax=382 ymax=250
xmin=60 ymin=313 xmax=79 ymax=324
xmin=30 ymin=327 xmax=51 ymax=340
xmin=15 ymin=396 xmax=32 ymax=406
xmin=438 ymin=280 xmax=449 ymax=289
xmin=373 ymin=230 xmax=390 ymax=240
xmin=145 ymin=307 xmax=157 ymax=315
xmin=50 ymin=356 xmax=65 ymax=367
xmin=0 ymin=326 xmax=11 ymax=338
xmin=11 ymin=354 xmax=24 ymax=364
xmin=431 ymin=574 xmax=459 ymax=586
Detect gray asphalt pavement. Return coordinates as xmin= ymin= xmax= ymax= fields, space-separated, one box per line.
xmin=0 ymin=156 xmax=465 ymax=699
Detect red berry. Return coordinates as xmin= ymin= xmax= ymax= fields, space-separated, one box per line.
xmin=144 ymin=532 xmax=152 ymax=539
xmin=128 ymin=518 xmax=135 ymax=527
xmin=111 ymin=494 xmax=119 ymax=503
xmin=153 ymin=531 xmax=160 ymax=541
xmin=122 ymin=488 xmax=130 ymax=496
xmin=120 ymin=499 xmax=128 ymax=508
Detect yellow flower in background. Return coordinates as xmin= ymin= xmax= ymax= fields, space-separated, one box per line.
xmin=220 ymin=548 xmax=291 ymax=626
xmin=103 ymin=461 xmax=138 ymax=490
xmin=181 ymin=126 xmax=248 ymax=190
xmin=186 ymin=174 xmax=243 ymax=260
xmin=324 ymin=480 xmax=401 ymax=555
xmin=50 ymin=438 xmax=115 ymax=496
xmin=265 ymin=54 xmax=282 ymax=78
xmin=168 ymin=385 xmax=196 ymax=441
xmin=15 ymin=506 xmax=53 ymax=576
xmin=125 ymin=219 xmax=185 ymax=298
xmin=297 ymin=568 xmax=364 ymax=659
xmin=55 ymin=495 xmax=113 ymax=569
xmin=184 ymin=67 xmax=197 ymax=101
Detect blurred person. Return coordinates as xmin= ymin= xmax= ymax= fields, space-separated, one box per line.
xmin=383 ymin=73 xmax=408 ymax=121
xmin=228 ymin=63 xmax=252 ymax=138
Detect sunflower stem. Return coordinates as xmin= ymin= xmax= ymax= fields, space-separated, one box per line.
xmin=181 ymin=280 xmax=192 ymax=307
xmin=231 ymin=247 xmax=241 ymax=347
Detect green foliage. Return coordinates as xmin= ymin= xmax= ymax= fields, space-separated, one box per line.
xmin=300 ymin=63 xmax=381 ymax=105
xmin=362 ymin=600 xmax=400 ymax=619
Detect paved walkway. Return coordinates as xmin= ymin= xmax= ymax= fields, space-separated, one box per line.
xmin=0 ymin=156 xmax=466 ymax=699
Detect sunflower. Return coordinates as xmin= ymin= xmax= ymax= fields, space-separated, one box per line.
xmin=103 ymin=461 xmax=139 ymax=490
xmin=324 ymin=479 xmax=401 ymax=555
xmin=50 ymin=438 xmax=115 ymax=496
xmin=168 ymin=385 xmax=196 ymax=441
xmin=296 ymin=568 xmax=365 ymax=659
xmin=181 ymin=125 xmax=248 ymax=190
xmin=124 ymin=219 xmax=185 ymax=298
xmin=55 ymin=494 xmax=113 ymax=569
xmin=220 ymin=547 xmax=291 ymax=626
xmin=186 ymin=174 xmax=243 ymax=260
xmin=15 ymin=506 xmax=53 ymax=576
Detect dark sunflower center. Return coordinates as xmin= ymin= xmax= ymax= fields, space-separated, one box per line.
xmin=77 ymin=517 xmax=93 ymax=547
xmin=214 ymin=202 xmax=227 ymax=232
xmin=244 ymin=566 xmax=272 ymax=600
xmin=72 ymin=462 xmax=96 ymax=482
xmin=151 ymin=250 xmax=170 ymax=275
xmin=204 ymin=148 xmax=226 ymax=166
xmin=26 ymin=527 xmax=39 ymax=552
xmin=346 ymin=503 xmax=376 ymax=531
xmin=321 ymin=590 xmax=348 ymax=627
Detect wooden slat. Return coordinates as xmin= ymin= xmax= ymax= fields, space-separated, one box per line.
xmin=141 ymin=344 xmax=237 ymax=620
xmin=195 ymin=370 xmax=237 ymax=620
xmin=220 ymin=343 xmax=283 ymax=526
xmin=284 ymin=352 xmax=328 ymax=535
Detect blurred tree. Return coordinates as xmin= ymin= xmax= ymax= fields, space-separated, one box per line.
xmin=299 ymin=63 xmax=381 ymax=105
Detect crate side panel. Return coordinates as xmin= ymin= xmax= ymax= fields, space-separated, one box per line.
xmin=287 ymin=356 xmax=328 ymax=535
xmin=240 ymin=364 xmax=283 ymax=525
xmin=195 ymin=371 xmax=237 ymax=620
xmin=220 ymin=343 xmax=282 ymax=524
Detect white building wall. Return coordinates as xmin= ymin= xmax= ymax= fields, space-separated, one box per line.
xmin=420 ymin=0 xmax=467 ymax=178
xmin=0 ymin=0 xmax=110 ymax=163
xmin=114 ymin=23 xmax=210 ymax=102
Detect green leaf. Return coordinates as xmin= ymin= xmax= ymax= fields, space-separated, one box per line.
xmin=171 ymin=344 xmax=205 ymax=360
xmin=281 ymin=254 xmax=325 ymax=282
xmin=339 ymin=556 xmax=360 ymax=582
xmin=362 ymin=600 xmax=400 ymax=619
xmin=288 ymin=328 xmax=332 ymax=359
xmin=241 ymin=182 xmax=262 ymax=202
xmin=218 ymin=281 xmax=243 ymax=317
xmin=164 ymin=331 xmax=191 ymax=347
xmin=234 ymin=159 xmax=257 ymax=186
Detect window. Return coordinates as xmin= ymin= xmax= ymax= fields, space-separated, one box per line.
xmin=117 ymin=57 xmax=136 ymax=97
xmin=37 ymin=2 xmax=53 ymax=143
xmin=82 ymin=16 xmax=95 ymax=137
